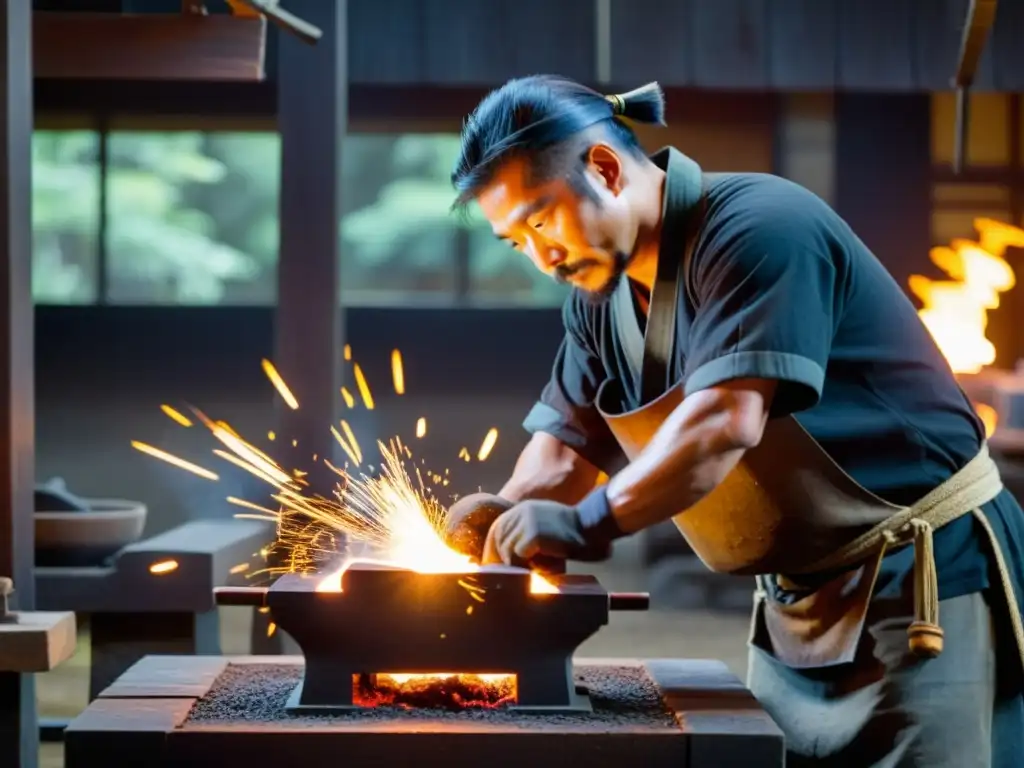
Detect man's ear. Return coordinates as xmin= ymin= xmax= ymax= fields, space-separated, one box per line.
xmin=585 ymin=144 xmax=625 ymax=195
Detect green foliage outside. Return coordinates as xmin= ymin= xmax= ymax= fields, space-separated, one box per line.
xmin=32 ymin=130 xmax=567 ymax=306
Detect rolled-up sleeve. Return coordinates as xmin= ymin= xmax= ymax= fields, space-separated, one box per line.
xmin=684 ymin=221 xmax=839 ymax=417
xmin=523 ymin=297 xmax=625 ymax=472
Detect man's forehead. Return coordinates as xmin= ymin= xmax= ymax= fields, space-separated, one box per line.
xmin=477 ymin=160 xmax=560 ymax=230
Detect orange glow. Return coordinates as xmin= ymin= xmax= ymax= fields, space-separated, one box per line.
xmin=391 ymin=349 xmax=405 ymax=395
xmin=352 ymin=364 xmax=375 ymax=410
xmin=160 ymin=404 xmax=193 ymax=427
xmin=317 ymin=559 xmax=558 ymax=596
xmin=354 ymin=672 xmax=515 ymax=708
xmin=148 ymin=559 xmax=179 ymax=575
xmin=910 ymin=218 xmax=1020 ymax=375
xmin=261 ymin=359 xmax=299 ymax=409
xmin=131 ymin=441 xmax=219 ymax=481
xmin=975 ymin=402 xmax=999 ymax=438
xmin=477 ymin=428 xmax=499 ymax=461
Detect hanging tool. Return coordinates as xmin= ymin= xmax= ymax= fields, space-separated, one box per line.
xmin=226 ymin=0 xmax=322 ymax=45
xmin=951 ymin=0 xmax=999 ymax=174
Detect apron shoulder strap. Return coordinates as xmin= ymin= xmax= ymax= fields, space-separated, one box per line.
xmin=639 ymin=173 xmax=707 ymax=405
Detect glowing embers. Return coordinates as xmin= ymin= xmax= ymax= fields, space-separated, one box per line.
xmin=353 ymin=672 xmax=516 ymax=710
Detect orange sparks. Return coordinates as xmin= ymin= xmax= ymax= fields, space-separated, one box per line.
xmin=477 ymin=428 xmax=499 ymax=461
xmin=331 ymin=425 xmax=361 ymax=466
xmin=131 ymin=441 xmax=219 ymax=481
xmin=261 ymin=359 xmax=299 ymax=410
xmin=344 ymin=344 xmax=352 ymax=361
xmin=415 ymin=417 xmax=427 ymax=438
xmin=340 ymin=387 xmax=355 ymax=408
xmin=227 ymin=496 xmax=281 ymax=517
xmin=975 ymin=402 xmax=999 ymax=438
xmin=267 ymin=430 xmax=276 ymax=441
xmin=161 ymin=405 xmax=192 ymax=427
xmin=391 ymin=349 xmax=405 ymax=395
xmin=353 ymin=365 xmax=375 ymax=410
xmin=458 ymin=447 xmax=471 ymax=462
xmin=229 ymin=562 xmax=250 ymax=575
xmin=148 ymin=559 xmax=179 ymax=575
xmin=340 ymin=420 xmax=363 ymax=463
xmin=267 ymin=622 xmax=277 ymax=638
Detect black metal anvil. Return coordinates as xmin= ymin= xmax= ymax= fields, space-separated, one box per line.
xmin=216 ymin=564 xmax=649 ymax=713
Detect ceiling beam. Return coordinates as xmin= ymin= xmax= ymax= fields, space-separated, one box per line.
xmin=33 ymin=12 xmax=267 ymax=81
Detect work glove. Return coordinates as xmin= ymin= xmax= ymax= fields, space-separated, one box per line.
xmin=481 ymin=487 xmax=625 ymax=568
xmin=443 ymin=492 xmax=514 ymax=561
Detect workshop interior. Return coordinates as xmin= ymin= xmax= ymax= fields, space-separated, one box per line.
xmin=3 ymin=1 xmax=1024 ymax=766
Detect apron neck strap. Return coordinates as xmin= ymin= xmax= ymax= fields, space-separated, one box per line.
xmin=639 ymin=147 xmax=706 ymax=405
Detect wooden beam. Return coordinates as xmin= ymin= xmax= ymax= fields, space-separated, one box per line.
xmin=33 ymin=12 xmax=267 ymax=81
xmin=0 ymin=1 xmax=37 ymax=765
xmin=273 ymin=0 xmax=345 ymax=565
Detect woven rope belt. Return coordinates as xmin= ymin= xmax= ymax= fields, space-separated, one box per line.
xmin=791 ymin=444 xmax=1017 ymax=659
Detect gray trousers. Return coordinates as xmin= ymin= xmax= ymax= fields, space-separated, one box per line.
xmin=747 ymin=590 xmax=1024 ymax=767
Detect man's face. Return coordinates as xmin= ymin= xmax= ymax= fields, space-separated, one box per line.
xmin=475 ymin=146 xmax=635 ymax=299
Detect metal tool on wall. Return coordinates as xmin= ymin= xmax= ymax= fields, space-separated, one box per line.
xmin=952 ymin=0 xmax=999 ymax=174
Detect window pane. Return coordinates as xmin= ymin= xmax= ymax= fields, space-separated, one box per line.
xmin=340 ymin=134 xmax=457 ymax=304
xmin=32 ymin=130 xmax=101 ymax=304
xmin=105 ymin=131 xmax=280 ymax=305
xmin=466 ymin=220 xmax=570 ymax=307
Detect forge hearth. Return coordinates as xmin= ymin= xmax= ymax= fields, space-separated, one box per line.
xmin=63 ymin=655 xmax=785 ymax=767
xmin=215 ymin=564 xmax=650 ymax=713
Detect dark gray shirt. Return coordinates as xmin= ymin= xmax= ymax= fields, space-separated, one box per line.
xmin=524 ymin=171 xmax=992 ymax=598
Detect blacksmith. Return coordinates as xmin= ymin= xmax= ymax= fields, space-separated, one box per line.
xmin=444 ymin=75 xmax=1024 ymax=766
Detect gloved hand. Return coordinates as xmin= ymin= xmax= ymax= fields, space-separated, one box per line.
xmin=481 ymin=487 xmax=625 ymax=567
xmin=443 ymin=492 xmax=514 ymax=561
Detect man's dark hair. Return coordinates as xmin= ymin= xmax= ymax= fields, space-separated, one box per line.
xmin=450 ymin=75 xmax=667 ymax=216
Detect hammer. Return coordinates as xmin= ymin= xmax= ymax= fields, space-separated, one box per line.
xmin=0 ymin=577 xmax=17 ymax=624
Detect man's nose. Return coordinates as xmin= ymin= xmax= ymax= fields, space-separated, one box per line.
xmin=528 ymin=239 xmax=567 ymax=271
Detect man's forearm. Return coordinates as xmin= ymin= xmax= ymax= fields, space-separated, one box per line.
xmin=499 ymin=431 xmax=601 ymax=505
xmin=604 ymin=379 xmax=775 ymax=534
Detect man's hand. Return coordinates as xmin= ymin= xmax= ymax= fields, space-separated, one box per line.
xmin=443 ymin=492 xmax=514 ymax=561
xmin=481 ymin=495 xmax=619 ymax=567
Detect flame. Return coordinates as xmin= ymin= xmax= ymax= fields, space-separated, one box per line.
xmin=391 ymin=350 xmax=405 ymax=395
xmin=262 ymin=359 xmax=299 ymax=409
xmin=910 ymin=218 xmax=1019 ymax=375
xmin=148 ymin=559 xmax=179 ymax=575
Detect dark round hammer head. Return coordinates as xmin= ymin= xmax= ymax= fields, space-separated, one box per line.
xmin=443 ymin=493 xmax=514 ymax=561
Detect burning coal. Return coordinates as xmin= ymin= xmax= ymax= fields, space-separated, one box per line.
xmin=353 ymin=673 xmax=516 ymax=710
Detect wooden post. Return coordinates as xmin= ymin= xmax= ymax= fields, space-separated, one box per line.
xmin=262 ymin=0 xmax=345 ymax=650
xmin=0 ymin=1 xmax=37 ymax=765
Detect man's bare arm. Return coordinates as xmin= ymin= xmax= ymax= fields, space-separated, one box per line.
xmin=605 ymin=378 xmax=776 ymax=534
xmin=499 ymin=431 xmax=601 ymax=505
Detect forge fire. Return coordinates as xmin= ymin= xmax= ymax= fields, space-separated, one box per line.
xmin=353 ymin=673 xmax=517 ymax=710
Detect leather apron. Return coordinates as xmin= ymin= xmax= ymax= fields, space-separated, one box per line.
xmin=595 ymin=148 xmax=1018 ymax=670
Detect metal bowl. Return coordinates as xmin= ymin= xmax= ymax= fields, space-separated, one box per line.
xmin=35 ymin=499 xmax=148 ymax=567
